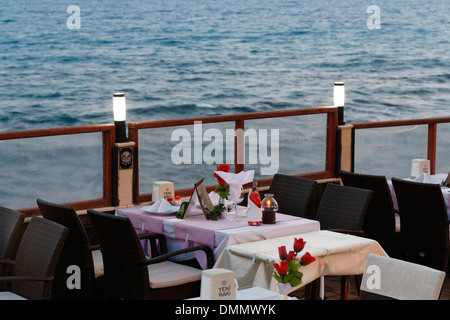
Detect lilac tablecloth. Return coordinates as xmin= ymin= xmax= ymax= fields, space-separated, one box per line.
xmin=171 ymin=210 xmax=303 ymax=247
xmin=116 ymin=205 xmax=320 ymax=268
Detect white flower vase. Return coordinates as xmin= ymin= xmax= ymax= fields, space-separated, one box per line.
xmin=276 ymin=282 xmax=292 ymax=300
xmin=218 ymin=197 xmax=228 ymax=219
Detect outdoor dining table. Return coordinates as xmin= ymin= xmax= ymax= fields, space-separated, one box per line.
xmin=115 ymin=204 xmax=320 ymax=269
xmin=214 ymin=230 xmax=388 ymax=298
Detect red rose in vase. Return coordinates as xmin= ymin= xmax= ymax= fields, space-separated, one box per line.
xmin=214 ymin=164 xmax=230 ymax=186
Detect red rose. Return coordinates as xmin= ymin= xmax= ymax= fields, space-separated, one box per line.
xmin=214 ymin=173 xmax=227 ymax=186
xmin=300 ymin=252 xmax=315 ymax=266
xmin=273 ymin=260 xmax=288 ymax=276
xmin=214 ymin=164 xmax=230 ymax=186
xmin=286 ymin=250 xmax=295 ymax=262
xmin=216 ymin=164 xmax=230 ymax=172
xmin=278 ymin=246 xmax=288 ymax=260
xmin=293 ymin=238 xmax=306 ymax=253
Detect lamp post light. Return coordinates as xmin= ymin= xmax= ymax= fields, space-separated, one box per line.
xmin=112 ymin=92 xmax=134 ymax=207
xmin=113 ymin=92 xmax=128 ymax=143
xmin=334 ymin=82 xmax=345 ymax=125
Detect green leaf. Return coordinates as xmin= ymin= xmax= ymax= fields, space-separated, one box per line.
xmin=206 ymin=204 xmax=226 ymax=221
xmin=272 ymin=272 xmax=283 ymax=283
xmin=283 ymin=273 xmax=294 ymax=282
xmin=289 ymin=275 xmax=303 ymax=287
xmin=175 ymin=201 xmax=189 ymax=219
xmin=214 ymin=184 xmax=230 ymax=199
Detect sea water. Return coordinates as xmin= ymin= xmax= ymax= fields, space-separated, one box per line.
xmin=1 ymin=0 xmax=449 ymax=130
xmin=0 ymin=0 xmax=449 ymax=208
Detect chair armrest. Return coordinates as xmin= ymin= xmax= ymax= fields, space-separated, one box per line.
xmin=86 ymin=244 xmax=101 ymax=252
xmin=144 ymin=245 xmax=215 ymax=269
xmin=0 ymin=276 xmax=54 ymax=283
xmin=138 ymin=232 xmax=168 ymax=256
xmin=0 ymin=260 xmax=15 ymax=266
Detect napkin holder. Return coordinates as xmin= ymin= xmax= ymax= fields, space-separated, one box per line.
xmin=410 ymin=159 xmax=430 ymax=179
xmin=152 ymin=181 xmax=174 ymax=202
xmin=200 ymin=268 xmax=237 ymax=300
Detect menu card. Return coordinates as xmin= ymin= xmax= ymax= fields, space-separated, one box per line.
xmin=180 ymin=178 xmax=215 ymax=220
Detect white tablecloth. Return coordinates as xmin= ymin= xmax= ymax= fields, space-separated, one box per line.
xmin=214 ymin=230 xmax=388 ymax=294
xmin=188 ymin=286 xmax=281 ymax=300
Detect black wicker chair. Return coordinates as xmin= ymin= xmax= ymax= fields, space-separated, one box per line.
xmin=36 ymin=198 xmax=104 ymax=300
xmin=339 ymin=171 xmax=397 ymax=255
xmin=87 ymin=209 xmax=215 ymax=300
xmin=266 ymin=174 xmax=317 ymax=219
xmin=360 ymin=253 xmax=445 ymax=300
xmin=315 ymin=183 xmax=373 ymax=300
xmin=316 ymin=183 xmax=373 ymax=235
xmin=0 ymin=207 xmax=25 ymax=284
xmin=0 ymin=216 xmax=68 ymax=300
xmin=391 ymin=178 xmax=449 ymax=271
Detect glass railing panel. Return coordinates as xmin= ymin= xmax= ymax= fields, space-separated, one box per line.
xmin=244 ymin=114 xmax=328 ymax=180
xmin=0 ymin=132 xmax=104 ymax=209
xmin=354 ymin=125 xmax=428 ymax=179
xmin=138 ymin=121 xmax=236 ymax=193
xmin=436 ymin=123 xmax=450 ymax=176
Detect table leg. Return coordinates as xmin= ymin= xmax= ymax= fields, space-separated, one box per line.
xmin=304 ymin=278 xmax=321 ymax=300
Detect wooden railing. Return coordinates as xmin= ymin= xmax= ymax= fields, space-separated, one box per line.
xmin=128 ymin=107 xmax=339 ymax=203
xmin=0 ymin=124 xmax=115 ymax=217
xmin=351 ymin=117 xmax=450 ymax=175
xmin=2 ymin=107 xmax=449 ymax=217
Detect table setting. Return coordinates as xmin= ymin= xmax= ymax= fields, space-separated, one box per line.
xmin=115 ymin=164 xmax=321 ymax=268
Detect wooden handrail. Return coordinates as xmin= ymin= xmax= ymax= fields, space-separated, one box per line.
xmin=351 ymin=117 xmax=450 ymax=129
xmin=0 ymin=124 xmax=115 ymax=140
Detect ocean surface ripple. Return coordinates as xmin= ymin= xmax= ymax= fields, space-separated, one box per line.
xmin=0 ymin=0 xmax=449 ymax=131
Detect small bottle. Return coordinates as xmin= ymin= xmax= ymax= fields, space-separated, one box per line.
xmin=248 ymin=180 xmax=262 ymax=226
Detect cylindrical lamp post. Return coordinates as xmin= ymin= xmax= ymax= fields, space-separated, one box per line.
xmin=113 ymin=92 xmax=128 ymax=143
xmin=334 ymin=82 xmax=345 ymax=125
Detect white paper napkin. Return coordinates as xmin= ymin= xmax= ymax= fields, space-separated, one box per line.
xmin=146 ymin=198 xmax=176 ymax=212
xmin=214 ymin=170 xmax=255 ymax=203
xmin=208 ymin=191 xmax=221 ymax=206
xmin=414 ymin=172 xmax=431 ymax=183
xmin=247 ymin=195 xmax=262 ymax=222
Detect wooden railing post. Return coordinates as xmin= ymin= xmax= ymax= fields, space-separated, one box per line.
xmin=235 ymin=119 xmax=245 ymax=174
xmin=428 ymin=123 xmax=437 ymax=175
